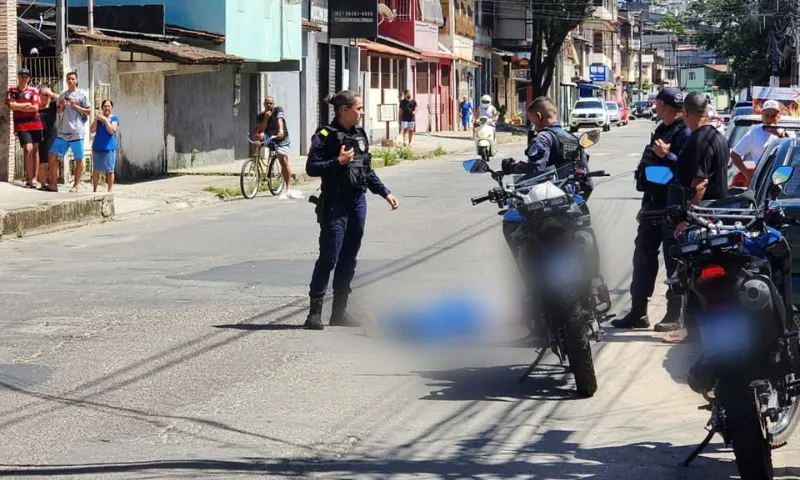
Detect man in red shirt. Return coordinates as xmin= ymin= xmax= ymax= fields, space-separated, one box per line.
xmin=6 ymin=68 xmax=43 ymax=187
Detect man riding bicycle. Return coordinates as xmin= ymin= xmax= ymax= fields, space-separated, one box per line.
xmin=254 ymin=96 xmax=302 ymax=200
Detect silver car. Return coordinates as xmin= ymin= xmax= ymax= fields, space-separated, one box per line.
xmin=605 ymin=101 xmax=621 ymax=126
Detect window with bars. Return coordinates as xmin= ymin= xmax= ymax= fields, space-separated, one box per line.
xmin=419 ymin=0 xmax=444 ymax=25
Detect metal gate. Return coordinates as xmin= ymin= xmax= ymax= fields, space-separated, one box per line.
xmin=441 ymin=64 xmax=452 ymax=130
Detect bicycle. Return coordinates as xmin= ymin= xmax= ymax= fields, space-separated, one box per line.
xmin=240 ymin=134 xmax=285 ymax=199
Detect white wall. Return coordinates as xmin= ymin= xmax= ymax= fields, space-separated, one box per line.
xmin=69 ymin=46 xmax=166 ymax=179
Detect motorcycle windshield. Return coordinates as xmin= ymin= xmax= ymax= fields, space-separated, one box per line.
xmin=511 ymin=165 xmax=573 ymax=191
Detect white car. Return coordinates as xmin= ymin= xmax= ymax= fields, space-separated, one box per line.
xmin=569 ymin=98 xmax=610 ymax=133
xmin=605 ymin=101 xmax=622 ymax=125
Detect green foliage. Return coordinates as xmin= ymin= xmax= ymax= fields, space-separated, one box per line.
xmin=690 ymin=0 xmax=788 ymax=87
xmin=433 ymin=146 xmax=447 ymax=157
xmin=529 ymin=0 xmax=594 ymax=97
xmin=395 ymin=146 xmax=416 ymax=160
xmin=657 ymin=13 xmax=687 ymax=35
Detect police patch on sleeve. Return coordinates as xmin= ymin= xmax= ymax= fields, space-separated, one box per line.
xmin=311 ymin=133 xmax=326 ymax=149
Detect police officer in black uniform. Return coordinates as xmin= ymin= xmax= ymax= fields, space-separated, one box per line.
xmin=303 ymin=90 xmax=400 ymax=331
xmin=611 ymin=87 xmax=691 ymax=331
xmin=500 ymin=96 xmax=593 ymax=197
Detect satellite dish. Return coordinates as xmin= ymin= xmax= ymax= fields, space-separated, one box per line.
xmin=378 ymin=3 xmax=395 ymax=24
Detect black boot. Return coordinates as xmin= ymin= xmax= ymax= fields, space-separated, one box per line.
xmin=329 ymin=294 xmax=360 ymax=327
xmin=304 ymin=297 xmax=324 ymax=330
xmin=654 ymin=290 xmax=682 ymax=332
xmin=611 ymin=296 xmax=650 ymax=329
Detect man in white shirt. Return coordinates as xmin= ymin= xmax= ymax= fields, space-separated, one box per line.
xmin=730 ymin=99 xmax=791 ymax=182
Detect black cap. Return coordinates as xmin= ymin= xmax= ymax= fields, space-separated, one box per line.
xmin=656 ymin=87 xmax=684 ymax=109
xmin=17 ymin=68 xmax=31 ymax=77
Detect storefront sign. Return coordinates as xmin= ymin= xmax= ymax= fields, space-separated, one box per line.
xmin=589 ymin=64 xmax=608 ymax=83
xmin=329 ymin=0 xmax=378 ymax=39
xmin=752 ymin=86 xmax=800 ymax=116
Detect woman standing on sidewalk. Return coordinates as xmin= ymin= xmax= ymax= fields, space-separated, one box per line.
xmin=90 ymin=99 xmax=120 ymax=192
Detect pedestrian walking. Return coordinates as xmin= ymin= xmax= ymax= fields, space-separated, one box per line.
xmin=612 ymin=87 xmax=691 ymax=331
xmin=399 ymin=90 xmax=417 ymax=146
xmin=49 ymin=71 xmax=92 ymax=193
xmin=90 ymin=99 xmax=120 ymax=192
xmin=303 ymin=90 xmax=400 ymax=331
xmin=459 ymin=95 xmax=472 ymax=131
xmin=254 ymin=96 xmax=302 ymax=200
xmin=37 ymin=85 xmax=60 ymax=190
xmin=6 ymin=68 xmax=43 ymax=188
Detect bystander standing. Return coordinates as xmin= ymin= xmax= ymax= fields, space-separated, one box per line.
xmin=90 ymin=99 xmax=120 ymax=192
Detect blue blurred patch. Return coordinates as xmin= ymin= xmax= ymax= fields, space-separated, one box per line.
xmin=377 ymin=295 xmax=490 ymax=344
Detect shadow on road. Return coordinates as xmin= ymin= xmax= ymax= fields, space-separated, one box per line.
xmin=2 ymin=429 xmax=783 ymax=479
xmin=213 ymin=323 xmax=304 ymax=331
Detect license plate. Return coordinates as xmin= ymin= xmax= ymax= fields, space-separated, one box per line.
xmin=544 ymin=252 xmax=582 ymax=286
xmin=697 ymin=311 xmax=752 ymax=359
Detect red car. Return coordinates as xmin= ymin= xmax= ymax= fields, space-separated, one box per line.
xmin=616 ymin=101 xmax=629 ymax=126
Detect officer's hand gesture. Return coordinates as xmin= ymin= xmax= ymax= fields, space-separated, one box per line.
xmin=338 ymin=145 xmax=354 ymax=165
xmin=385 ymin=194 xmax=399 ymax=210
xmin=653 ymin=139 xmax=670 ymax=158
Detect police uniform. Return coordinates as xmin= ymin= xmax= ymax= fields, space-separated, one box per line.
xmin=612 ymin=87 xmax=691 ymax=331
xmin=303 ymin=120 xmax=391 ymax=330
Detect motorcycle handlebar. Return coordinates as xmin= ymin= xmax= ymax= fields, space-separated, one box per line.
xmin=471 ymin=193 xmax=491 ymax=206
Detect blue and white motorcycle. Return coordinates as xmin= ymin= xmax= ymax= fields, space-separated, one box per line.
xmin=641 ymin=165 xmax=800 ymax=479
xmin=463 ymin=131 xmax=612 ymax=397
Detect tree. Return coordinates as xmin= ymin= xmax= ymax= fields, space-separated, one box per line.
xmin=657 ymin=13 xmax=686 ymax=37
xmin=529 ymin=0 xmax=594 ymax=98
xmin=690 ymin=0 xmax=786 ymax=88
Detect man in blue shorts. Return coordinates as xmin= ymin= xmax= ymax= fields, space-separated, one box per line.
xmin=459 ymin=95 xmax=472 ymax=131
xmin=49 ymin=71 xmax=91 ymax=192
xmin=254 ymin=96 xmax=302 ymax=200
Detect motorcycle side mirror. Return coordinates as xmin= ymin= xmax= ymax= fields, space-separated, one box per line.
xmin=769 ymin=165 xmax=794 ymax=198
xmin=578 ymin=130 xmax=601 ymax=148
xmin=772 ymin=166 xmax=794 ymax=186
xmin=644 ymin=165 xmax=674 ymax=185
xmin=462 ymin=159 xmax=490 ymax=174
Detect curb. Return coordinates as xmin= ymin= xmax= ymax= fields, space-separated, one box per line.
xmin=0 ymin=194 xmax=115 ymax=239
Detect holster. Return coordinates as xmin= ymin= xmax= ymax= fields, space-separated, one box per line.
xmin=634 ymin=147 xmax=660 ymax=193
xmin=309 ymin=191 xmax=326 ymax=224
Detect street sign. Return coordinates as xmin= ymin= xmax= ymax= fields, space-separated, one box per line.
xmin=329 ymin=0 xmax=378 ymax=40
xmin=511 ymin=69 xmax=531 ymax=82
xmin=589 ymin=64 xmax=608 ymax=83
xmin=378 ymin=104 xmax=396 ymax=122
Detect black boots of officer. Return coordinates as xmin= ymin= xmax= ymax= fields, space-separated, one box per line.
xmin=304 ymin=297 xmax=325 ymax=330
xmin=653 ymin=289 xmax=682 ymax=332
xmin=303 ymin=295 xmax=360 ymax=330
xmin=330 ymin=294 xmax=360 ymax=327
xmin=611 ymin=296 xmax=650 ymax=329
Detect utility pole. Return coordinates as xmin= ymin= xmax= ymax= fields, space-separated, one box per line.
xmin=637 ymin=14 xmax=643 ymax=101
xmin=88 ymin=0 xmax=95 ymax=121
xmin=56 ymin=0 xmax=67 ymax=90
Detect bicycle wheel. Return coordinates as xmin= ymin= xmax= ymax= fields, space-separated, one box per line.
xmin=266 ymin=153 xmax=285 ymax=196
xmin=240 ymin=158 xmax=260 ymax=199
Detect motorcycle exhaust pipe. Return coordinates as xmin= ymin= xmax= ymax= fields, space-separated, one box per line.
xmin=738 ymin=279 xmax=773 ymax=311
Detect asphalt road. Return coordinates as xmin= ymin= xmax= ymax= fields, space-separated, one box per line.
xmin=1 ymin=120 xmax=799 ymax=479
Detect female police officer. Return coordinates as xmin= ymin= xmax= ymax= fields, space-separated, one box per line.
xmin=303 ymin=90 xmax=400 ymax=330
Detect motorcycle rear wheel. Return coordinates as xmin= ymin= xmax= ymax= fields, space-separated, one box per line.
xmin=563 ymin=304 xmax=598 ymax=398
xmin=770 ymin=399 xmax=800 ymax=449
xmin=719 ymin=382 xmax=774 ymax=479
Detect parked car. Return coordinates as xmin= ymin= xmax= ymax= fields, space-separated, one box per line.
xmin=726 ymin=105 xmax=754 ymax=132
xmin=746 ymin=137 xmax=800 ymax=304
xmin=727 ymin=115 xmax=800 ymax=187
xmin=617 ymin=101 xmax=629 ymax=126
xmin=605 ymin=101 xmax=622 ymax=126
xmin=569 ymin=98 xmax=611 ymax=132
xmin=708 ymin=105 xmax=725 ymax=135
xmin=632 ymin=100 xmax=651 ymax=119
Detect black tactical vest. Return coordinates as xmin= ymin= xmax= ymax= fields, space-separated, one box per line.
xmin=320 ymin=124 xmax=370 ymax=195
xmin=542 ymin=126 xmax=582 ymax=167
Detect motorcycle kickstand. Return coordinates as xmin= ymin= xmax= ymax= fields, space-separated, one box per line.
xmin=519 ymin=348 xmax=548 ymax=384
xmin=681 ymin=427 xmax=717 ymax=467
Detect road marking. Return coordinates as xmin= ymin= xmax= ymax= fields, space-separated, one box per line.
xmin=628 ymin=153 xmax=639 ymax=156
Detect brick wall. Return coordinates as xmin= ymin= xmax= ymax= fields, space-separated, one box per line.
xmin=0 ymin=0 xmax=17 ymax=181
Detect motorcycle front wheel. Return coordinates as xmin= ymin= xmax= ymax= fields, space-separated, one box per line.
xmin=719 ymin=381 xmax=773 ymax=479
xmin=563 ymin=304 xmax=598 ymax=398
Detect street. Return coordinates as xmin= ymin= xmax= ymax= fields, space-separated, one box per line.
xmin=1 ymin=120 xmax=799 ymax=480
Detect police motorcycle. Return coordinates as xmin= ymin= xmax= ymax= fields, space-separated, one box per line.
xmin=640 ymin=165 xmax=800 ymax=479
xmin=462 ymin=129 xmax=612 ymax=397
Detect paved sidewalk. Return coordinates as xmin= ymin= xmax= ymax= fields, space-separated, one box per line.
xmin=171 ymin=130 xmax=521 ymax=177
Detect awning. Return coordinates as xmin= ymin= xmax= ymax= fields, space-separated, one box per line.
xmin=356 ymin=40 xmax=422 ymax=60
xmin=456 ymin=56 xmax=481 ymax=67
xmin=302 ymin=18 xmax=322 ymax=32
xmin=420 ymin=50 xmax=455 ymax=62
